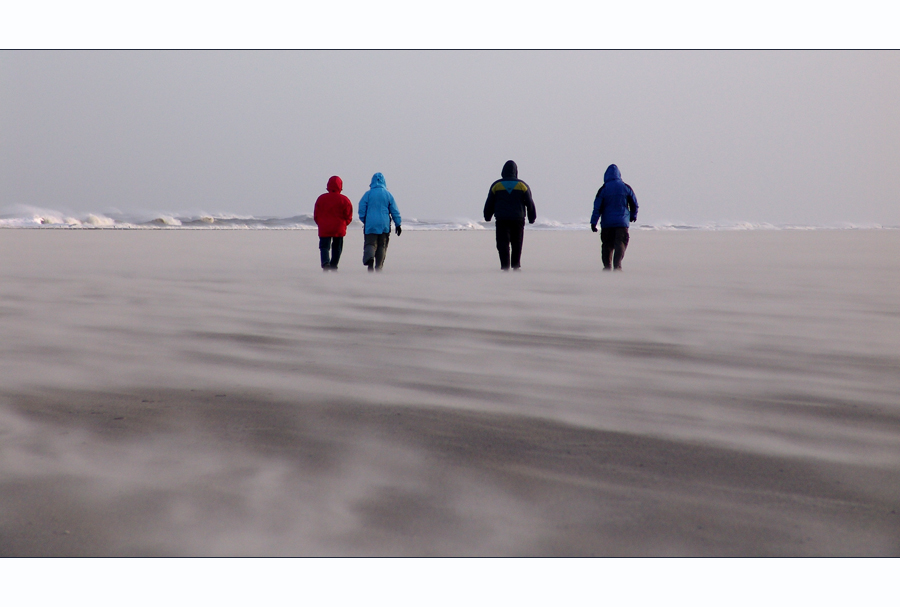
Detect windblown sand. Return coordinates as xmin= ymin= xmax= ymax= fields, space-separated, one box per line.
xmin=1 ymin=229 xmax=898 ymax=556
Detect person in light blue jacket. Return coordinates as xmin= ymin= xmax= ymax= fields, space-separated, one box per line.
xmin=358 ymin=172 xmax=402 ymax=272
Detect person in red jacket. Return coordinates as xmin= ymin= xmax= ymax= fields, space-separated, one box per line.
xmin=313 ymin=176 xmax=354 ymax=271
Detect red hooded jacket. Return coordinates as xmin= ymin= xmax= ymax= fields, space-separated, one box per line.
xmin=313 ymin=176 xmax=354 ymax=237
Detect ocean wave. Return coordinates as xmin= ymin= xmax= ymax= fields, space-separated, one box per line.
xmin=402 ymin=218 xmax=489 ymax=230
xmin=0 ymin=206 xmax=896 ymax=231
xmin=637 ymin=221 xmax=899 ymax=231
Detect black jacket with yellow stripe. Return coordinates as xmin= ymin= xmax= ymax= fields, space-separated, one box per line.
xmin=483 ymin=160 xmax=537 ymax=223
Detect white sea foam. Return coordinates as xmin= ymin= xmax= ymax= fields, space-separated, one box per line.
xmin=402 ymin=218 xmax=488 ymax=231
xmin=530 ymin=218 xmax=584 ymax=230
xmin=84 ymin=214 xmax=117 ymax=227
xmin=0 ymin=205 xmax=896 ymax=231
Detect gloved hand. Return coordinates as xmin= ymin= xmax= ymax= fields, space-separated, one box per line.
xmin=395 ymin=225 xmax=402 ymax=236
xmin=630 ymin=214 xmax=637 ymax=223
xmin=591 ymin=225 xmax=598 ymax=232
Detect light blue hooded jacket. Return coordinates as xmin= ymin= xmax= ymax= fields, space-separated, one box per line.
xmin=358 ymin=173 xmax=402 ymax=234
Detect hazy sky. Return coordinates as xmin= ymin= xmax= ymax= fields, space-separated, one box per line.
xmin=2 ymin=51 xmax=898 ymax=225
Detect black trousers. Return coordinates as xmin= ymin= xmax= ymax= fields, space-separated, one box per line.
xmin=600 ymin=227 xmax=629 ymax=269
xmin=363 ymin=232 xmax=390 ymax=269
xmin=495 ymin=219 xmax=525 ymax=269
xmin=319 ymin=236 xmax=344 ymax=268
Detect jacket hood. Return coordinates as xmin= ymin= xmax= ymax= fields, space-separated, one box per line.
xmin=604 ymin=164 xmax=621 ymax=183
xmin=501 ymin=160 xmax=518 ymax=180
xmin=369 ymin=173 xmax=386 ymax=189
xmin=326 ymin=175 xmax=343 ymax=193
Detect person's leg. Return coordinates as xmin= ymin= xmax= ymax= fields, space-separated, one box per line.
xmin=613 ymin=228 xmax=629 ymax=270
xmin=495 ymin=220 xmax=511 ymax=270
xmin=600 ymin=228 xmax=614 ymax=270
xmin=509 ymin=219 xmax=525 ymax=269
xmin=363 ymin=234 xmax=377 ymax=270
xmin=330 ymin=237 xmax=343 ymax=268
xmin=374 ymin=233 xmax=389 ymax=270
xmin=319 ymin=237 xmax=332 ymax=268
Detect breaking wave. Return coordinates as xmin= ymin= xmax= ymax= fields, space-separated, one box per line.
xmin=0 ymin=206 xmax=896 ymax=231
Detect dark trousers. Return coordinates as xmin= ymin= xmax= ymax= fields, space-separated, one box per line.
xmin=495 ymin=219 xmax=525 ymax=269
xmin=600 ymin=227 xmax=629 ymax=269
xmin=363 ymin=233 xmax=390 ymax=269
xmin=319 ymin=236 xmax=344 ymax=268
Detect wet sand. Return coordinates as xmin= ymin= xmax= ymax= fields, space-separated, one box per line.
xmin=1 ymin=229 xmax=899 ymax=555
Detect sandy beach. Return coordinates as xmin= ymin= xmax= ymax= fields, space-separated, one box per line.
xmin=1 ymin=228 xmax=899 ymax=556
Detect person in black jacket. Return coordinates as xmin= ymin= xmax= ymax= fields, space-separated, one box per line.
xmin=483 ymin=160 xmax=537 ymax=270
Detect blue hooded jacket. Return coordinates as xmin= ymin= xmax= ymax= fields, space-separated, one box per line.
xmin=590 ymin=164 xmax=638 ymax=229
xmin=358 ymin=173 xmax=401 ymax=235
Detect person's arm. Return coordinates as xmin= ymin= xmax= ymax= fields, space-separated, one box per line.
xmin=388 ymin=193 xmax=402 ymax=235
xmin=358 ymin=192 xmax=368 ymax=225
xmin=313 ymin=197 xmax=321 ymax=225
xmin=524 ymin=184 xmax=536 ymax=224
xmin=483 ymin=186 xmax=495 ymax=222
xmin=343 ymin=196 xmax=353 ymax=226
xmin=627 ymin=185 xmax=638 ymax=222
xmin=388 ymin=193 xmax=401 ymax=226
xmin=590 ymin=187 xmax=603 ymax=230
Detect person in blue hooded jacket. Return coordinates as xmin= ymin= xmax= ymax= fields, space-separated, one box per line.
xmin=483 ymin=160 xmax=536 ymax=271
xmin=358 ymin=172 xmax=402 ymax=272
xmin=590 ymin=164 xmax=638 ymax=271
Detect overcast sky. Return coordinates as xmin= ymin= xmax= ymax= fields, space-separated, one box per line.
xmin=2 ymin=51 xmax=898 ymax=225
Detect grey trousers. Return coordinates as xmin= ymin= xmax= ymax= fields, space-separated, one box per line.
xmin=363 ymin=232 xmax=390 ymax=269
